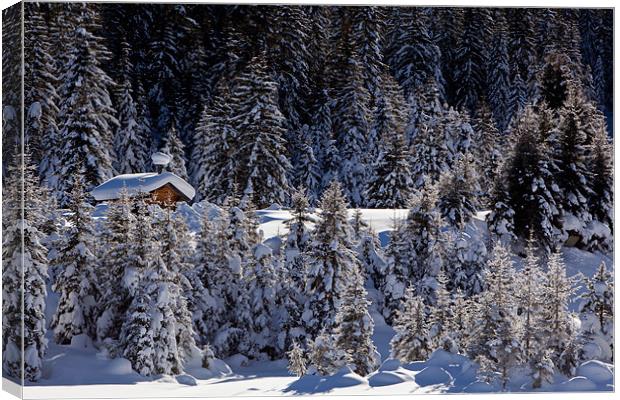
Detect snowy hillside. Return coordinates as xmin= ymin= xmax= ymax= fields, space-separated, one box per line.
xmin=20 ymin=206 xmax=613 ymax=398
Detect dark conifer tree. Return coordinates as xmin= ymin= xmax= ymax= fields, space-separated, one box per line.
xmin=56 ymin=25 xmax=118 ymax=203
xmin=454 ymin=8 xmax=492 ymax=113
xmin=365 ymin=126 xmax=413 ymax=209
xmin=230 ymin=54 xmax=292 ymax=208
xmin=554 ymin=88 xmax=594 ymax=239
xmin=24 ymin=4 xmax=60 ymax=178
xmin=332 ymin=55 xmax=372 ymax=207
xmin=437 ymin=155 xmax=480 ymax=229
xmin=192 ymin=82 xmax=237 ymax=203
xmin=160 ymin=123 xmax=189 ymax=180
xmin=387 ymin=7 xmax=443 ymax=101
xmin=114 ymin=42 xmax=150 ymax=175
xmin=472 ymin=102 xmax=503 ymax=201
xmin=487 ymin=14 xmax=513 ymax=132
xmin=498 ymin=106 xmax=561 ymax=252
xmin=587 ymin=126 xmax=613 ymax=250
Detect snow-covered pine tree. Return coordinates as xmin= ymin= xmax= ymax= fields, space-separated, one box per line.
xmin=147 ymin=266 xmax=183 ymax=376
xmin=369 ymin=72 xmax=407 ymax=144
xmin=469 ymin=243 xmax=523 ymax=390
xmin=404 ymin=76 xmax=445 ymax=144
xmin=187 ymin=213 xmax=223 ymax=346
xmin=144 ymin=8 xmax=190 ymax=140
xmin=428 ymin=269 xmax=455 ymax=351
xmin=157 ymin=207 xmax=195 ymax=363
xmin=284 ymin=189 xmax=313 ymax=258
xmin=40 ymin=191 xmax=64 ymax=282
xmin=529 ymin=348 xmax=555 ymax=389
xmin=96 ymin=188 xmax=135 ymax=343
xmin=24 ymin=5 xmax=60 ymax=179
xmin=398 ymin=185 xmax=443 ymax=305
xmin=279 ymin=189 xmax=312 ymax=348
xmin=226 ymin=201 xmax=260 ymax=262
xmin=381 ymin=218 xmax=409 ymax=323
xmin=365 ymin=121 xmax=414 ymax=208
xmin=119 ymin=196 xmax=184 ymax=374
xmin=191 ymin=82 xmax=237 ymax=204
xmin=349 ymin=6 xmax=387 ymax=99
xmin=55 ymin=26 xmax=118 ymax=204
xmin=592 ymin=55 xmax=607 ymax=111
xmin=230 ymin=53 xmax=292 ymax=208
xmin=443 ymin=289 xmax=475 ymax=354
xmin=387 ymin=8 xmax=443 ymax=100
xmin=578 ymin=261 xmax=613 ymax=363
xmin=507 ymin=8 xmax=538 ymax=98
xmin=332 ymin=265 xmax=380 ymax=376
xmin=454 ymin=8 xmax=492 ymax=113
xmin=303 ymin=181 xmax=359 ymax=339
xmin=514 ymin=237 xmax=545 ymax=360
xmin=410 ymin=123 xmax=449 ymax=190
xmin=442 ymin=106 xmax=475 ymax=165
xmin=486 ymin=160 xmax=516 ymax=245
xmin=293 ymin=132 xmax=322 ymax=205
xmin=349 ymin=209 xmax=369 ymax=243
xmin=160 ymin=124 xmax=189 ymax=181
xmin=365 ymin=71 xmax=408 ymax=201
xmin=586 ymin=125 xmax=613 ymax=251
xmin=120 ymin=286 xmax=155 ymax=375
xmin=437 ymin=154 xmax=480 ymax=229
xmin=246 ymin=243 xmax=279 ymax=359
xmin=487 ymin=13 xmax=513 ymax=132
xmin=389 ymin=288 xmax=431 ymax=363
xmin=472 ymin=101 xmax=503 ymax=202
xmin=537 ymin=52 xmax=573 ymax=110
xmin=174 ymin=27 xmax=211 ymax=144
xmin=211 ymin=212 xmax=253 ymax=358
xmin=2 ymin=150 xmax=48 ymax=382
xmin=129 ymin=203 xmax=196 ymax=375
xmin=121 ymin=193 xmax=157 ymax=298
xmin=264 ymin=5 xmax=312 ymax=134
xmin=51 ymin=176 xmax=100 ymax=344
xmin=540 ymin=251 xmax=579 ymax=375
xmin=441 ymin=229 xmax=487 ymax=297
xmin=500 ymin=106 xmax=561 ymax=252
xmin=308 ymin=90 xmax=340 ymax=201
xmin=287 ymin=341 xmax=307 ymax=377
xmin=553 ymin=88 xmax=594 ymax=240
xmin=355 ymin=228 xmax=387 ymax=291
xmin=113 ymin=42 xmax=150 ymax=175
xmin=332 ymin=54 xmax=372 ymax=207
xmin=509 ymin=70 xmax=528 ymax=118
xmin=431 ymin=8 xmax=463 ymax=103
xmin=307 ymin=331 xmax=346 ymax=376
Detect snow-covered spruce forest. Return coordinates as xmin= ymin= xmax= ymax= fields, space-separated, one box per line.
xmin=2 ymin=2 xmax=614 ymax=395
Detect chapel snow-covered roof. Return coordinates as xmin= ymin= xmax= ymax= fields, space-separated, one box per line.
xmin=91 ymin=172 xmax=196 ymax=202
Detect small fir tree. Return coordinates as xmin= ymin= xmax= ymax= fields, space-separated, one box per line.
xmin=389 ymin=288 xmax=431 ymax=363
xmin=287 ymin=341 xmax=307 ymax=377
xmin=303 ymin=181 xmax=359 ymax=339
xmin=540 ymin=251 xmax=579 ymax=374
xmin=332 ymin=268 xmax=380 ymax=376
xmin=51 ymin=177 xmax=100 ymax=344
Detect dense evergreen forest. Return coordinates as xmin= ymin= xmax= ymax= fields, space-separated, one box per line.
xmin=1 ymin=3 xmax=614 ymax=389
xmin=4 ymin=4 xmax=613 ymax=205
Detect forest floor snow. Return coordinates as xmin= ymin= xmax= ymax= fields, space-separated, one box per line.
xmin=20 ymin=206 xmax=614 ymax=398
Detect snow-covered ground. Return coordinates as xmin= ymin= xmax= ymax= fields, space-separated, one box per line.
xmin=18 ymin=205 xmax=613 ymax=399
